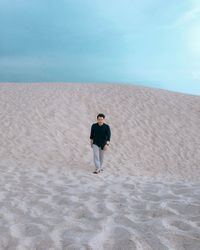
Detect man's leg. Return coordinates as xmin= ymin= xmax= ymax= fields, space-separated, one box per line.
xmin=99 ymin=148 xmax=104 ymax=171
xmin=92 ymin=144 xmax=101 ymax=172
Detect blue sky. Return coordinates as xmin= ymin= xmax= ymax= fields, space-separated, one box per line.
xmin=0 ymin=0 xmax=200 ymax=95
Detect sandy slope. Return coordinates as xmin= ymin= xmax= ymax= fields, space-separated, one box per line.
xmin=0 ymin=82 xmax=200 ymax=249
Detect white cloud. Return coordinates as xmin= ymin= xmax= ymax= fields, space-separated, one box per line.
xmin=175 ymin=8 xmax=200 ymax=26
xmin=164 ymin=0 xmax=200 ymax=29
xmin=166 ymin=1 xmax=200 ymax=59
xmin=187 ymin=22 xmax=200 ymax=57
xmin=176 ymin=1 xmax=200 ymax=26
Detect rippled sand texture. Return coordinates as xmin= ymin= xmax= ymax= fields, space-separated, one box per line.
xmin=0 ymin=83 xmax=200 ymax=249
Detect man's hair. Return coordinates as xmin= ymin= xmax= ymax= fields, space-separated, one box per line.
xmin=97 ymin=113 xmax=105 ymax=119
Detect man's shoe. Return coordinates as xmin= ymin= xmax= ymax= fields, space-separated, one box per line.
xmin=93 ymin=170 xmax=100 ymax=174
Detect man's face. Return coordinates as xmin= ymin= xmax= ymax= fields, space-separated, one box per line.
xmin=97 ymin=116 xmax=105 ymax=125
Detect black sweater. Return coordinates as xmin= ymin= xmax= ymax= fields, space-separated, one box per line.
xmin=90 ymin=123 xmax=111 ymax=150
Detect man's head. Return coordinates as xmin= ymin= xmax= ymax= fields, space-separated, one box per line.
xmin=97 ymin=113 xmax=105 ymax=126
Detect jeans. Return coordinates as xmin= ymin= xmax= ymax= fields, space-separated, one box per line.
xmin=92 ymin=144 xmax=104 ymax=171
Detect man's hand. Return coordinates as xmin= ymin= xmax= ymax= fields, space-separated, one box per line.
xmin=103 ymin=144 xmax=109 ymax=151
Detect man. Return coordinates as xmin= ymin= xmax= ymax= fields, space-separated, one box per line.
xmin=90 ymin=113 xmax=111 ymax=174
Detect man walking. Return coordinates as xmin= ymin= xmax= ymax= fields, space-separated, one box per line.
xmin=90 ymin=113 xmax=111 ymax=174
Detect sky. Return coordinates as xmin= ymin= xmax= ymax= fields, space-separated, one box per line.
xmin=0 ymin=0 xmax=200 ymax=95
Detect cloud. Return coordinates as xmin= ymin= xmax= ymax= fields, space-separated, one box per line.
xmin=187 ymin=22 xmax=200 ymax=57
xmin=171 ymin=0 xmax=200 ymax=27
xmin=165 ymin=0 xmax=200 ymax=60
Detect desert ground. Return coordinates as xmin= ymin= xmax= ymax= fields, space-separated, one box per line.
xmin=0 ymin=82 xmax=200 ymax=250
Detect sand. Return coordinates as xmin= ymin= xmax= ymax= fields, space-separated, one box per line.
xmin=0 ymin=82 xmax=200 ymax=249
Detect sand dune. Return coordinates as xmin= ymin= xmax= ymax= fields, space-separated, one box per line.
xmin=0 ymin=82 xmax=200 ymax=249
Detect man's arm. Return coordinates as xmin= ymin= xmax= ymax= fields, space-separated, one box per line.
xmin=106 ymin=125 xmax=111 ymax=145
xmin=90 ymin=124 xmax=94 ymax=146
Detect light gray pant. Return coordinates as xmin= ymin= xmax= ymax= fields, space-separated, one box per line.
xmin=92 ymin=144 xmax=105 ymax=171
